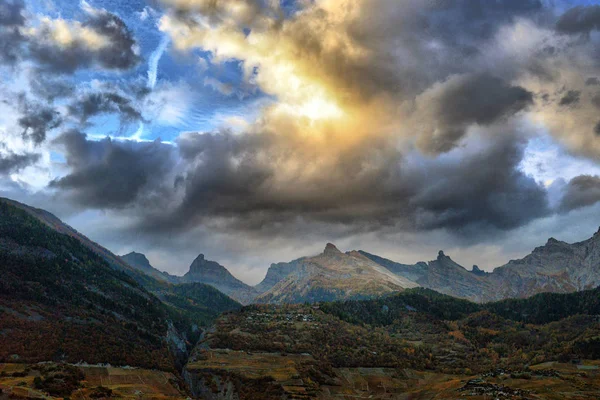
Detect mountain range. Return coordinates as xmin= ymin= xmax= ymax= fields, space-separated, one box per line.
xmin=359 ymin=231 xmax=600 ymax=302
xmin=120 ymin=226 xmax=600 ymax=305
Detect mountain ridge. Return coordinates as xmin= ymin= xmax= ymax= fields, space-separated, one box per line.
xmin=123 ymin=225 xmax=600 ymax=305
xmin=254 ymin=243 xmax=419 ymax=304
xmin=357 ymin=227 xmax=600 ymax=302
xmin=182 ymin=253 xmax=258 ymax=305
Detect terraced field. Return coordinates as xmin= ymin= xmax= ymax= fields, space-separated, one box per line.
xmin=0 ymin=363 xmax=188 ymax=399
xmin=185 ymin=356 xmax=600 ymax=399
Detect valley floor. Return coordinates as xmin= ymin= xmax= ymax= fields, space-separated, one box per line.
xmin=0 ymin=363 xmax=188 ymax=399
xmin=3 ymin=360 xmax=600 ymax=399
xmin=186 ymin=353 xmax=600 ymax=399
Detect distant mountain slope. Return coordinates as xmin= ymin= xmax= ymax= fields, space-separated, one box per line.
xmin=360 ymin=250 xmax=494 ymax=302
xmin=360 ymin=228 xmax=600 ymax=302
xmin=119 ymin=251 xmax=243 ymax=321
xmin=255 ymin=258 xmax=306 ymax=294
xmin=121 ymin=251 xmax=179 ymax=283
xmin=255 ymin=243 xmax=419 ymax=304
xmin=487 ymin=233 xmax=600 ymax=300
xmin=183 ymin=254 xmax=258 ymax=305
xmin=120 ymin=249 xmax=252 ymax=307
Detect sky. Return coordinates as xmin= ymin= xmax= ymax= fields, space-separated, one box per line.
xmin=2 ymin=0 xmax=600 ymax=284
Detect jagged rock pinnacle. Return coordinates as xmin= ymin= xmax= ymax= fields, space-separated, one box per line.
xmin=324 ymin=243 xmax=342 ymax=255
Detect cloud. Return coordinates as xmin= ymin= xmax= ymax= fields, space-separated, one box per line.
xmin=49 ymin=130 xmax=177 ymax=209
xmin=28 ymin=74 xmax=75 ymax=102
xmin=0 ymin=150 xmax=39 ymax=175
xmin=559 ymin=90 xmax=581 ymax=107
xmin=405 ymin=132 xmax=549 ymax=232
xmin=113 ymin=121 xmax=546 ymax=237
xmin=0 ymin=0 xmax=26 ymax=65
xmin=559 ymin=175 xmax=600 ymax=212
xmin=17 ymin=97 xmax=62 ymax=145
xmin=24 ymin=2 xmax=140 ymax=73
xmin=556 ymin=5 xmax=600 ymax=35
xmin=414 ymin=73 xmax=533 ymax=154
xmin=67 ymin=92 xmax=143 ymax=125
xmin=0 ymin=0 xmax=25 ymax=27
xmin=147 ymin=35 xmax=171 ymax=89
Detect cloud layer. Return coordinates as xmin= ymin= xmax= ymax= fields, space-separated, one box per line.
xmin=2 ymin=0 xmax=600 ymax=278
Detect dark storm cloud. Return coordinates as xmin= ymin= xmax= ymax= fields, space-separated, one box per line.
xmin=434 ymin=74 xmax=533 ymax=125
xmin=405 ymin=135 xmax=550 ymax=232
xmin=0 ymin=151 xmax=39 ymax=175
xmin=326 ymin=0 xmax=546 ymax=101
xmin=17 ymin=98 xmax=62 ymax=145
xmin=559 ymin=175 xmax=600 ymax=212
xmin=416 ymin=74 xmax=534 ymax=154
xmin=122 ymin=127 xmax=549 ymax=237
xmin=556 ymin=5 xmax=600 ymax=35
xmin=49 ymin=130 xmax=175 ymax=209
xmin=68 ymin=92 xmax=143 ymax=124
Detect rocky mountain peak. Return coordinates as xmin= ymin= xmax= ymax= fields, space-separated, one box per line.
xmin=188 ymin=253 xmax=222 ymax=274
xmin=324 ymin=243 xmax=342 ymax=255
xmin=121 ymin=252 xmax=153 ymax=271
xmin=437 ymin=250 xmax=446 ymax=259
xmin=183 ymin=254 xmax=258 ymax=304
xmin=123 ymin=251 xmax=150 ymax=265
xmin=471 ymin=265 xmax=487 ymax=276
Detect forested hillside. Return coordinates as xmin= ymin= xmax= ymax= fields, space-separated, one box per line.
xmin=0 ymin=200 xmax=240 ymax=370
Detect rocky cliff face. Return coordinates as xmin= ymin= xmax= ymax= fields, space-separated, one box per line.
xmin=486 ymin=231 xmax=600 ymax=300
xmin=254 ymin=243 xmax=419 ymax=304
xmin=183 ymin=254 xmax=258 ymax=304
xmin=255 ymin=258 xmax=306 ymax=294
xmin=360 ymin=250 xmax=494 ymax=302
